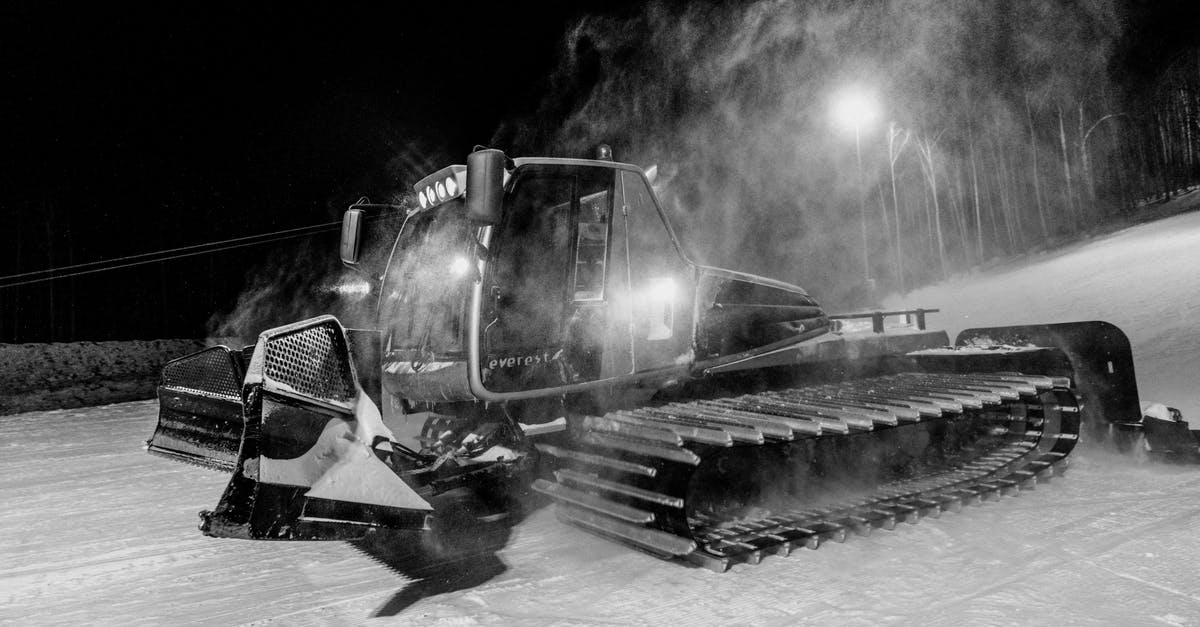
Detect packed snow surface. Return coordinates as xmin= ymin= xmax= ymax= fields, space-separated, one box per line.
xmin=3 ymin=210 xmax=1200 ymax=624
xmin=885 ymin=207 xmax=1200 ymax=420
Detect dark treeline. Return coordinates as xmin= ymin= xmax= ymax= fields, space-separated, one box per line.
xmin=497 ymin=0 xmax=1200 ymax=307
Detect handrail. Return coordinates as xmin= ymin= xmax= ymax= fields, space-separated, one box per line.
xmin=828 ymin=308 xmax=940 ymax=332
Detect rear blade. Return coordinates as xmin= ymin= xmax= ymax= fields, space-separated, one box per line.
xmin=198 ymin=316 xmax=433 ymax=540
xmin=146 ymin=346 xmax=246 ymax=472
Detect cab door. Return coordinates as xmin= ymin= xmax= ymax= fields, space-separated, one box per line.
xmin=483 ymin=164 xmax=630 ymax=392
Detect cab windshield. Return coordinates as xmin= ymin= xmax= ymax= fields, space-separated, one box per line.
xmin=379 ymin=200 xmax=475 ymax=355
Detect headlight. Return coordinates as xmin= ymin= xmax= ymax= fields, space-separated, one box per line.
xmin=448 ymin=256 xmax=470 ymax=276
xmin=646 ymin=277 xmax=677 ymax=301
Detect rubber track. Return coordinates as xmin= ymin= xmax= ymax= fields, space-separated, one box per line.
xmin=534 ymin=371 xmax=1080 ymax=572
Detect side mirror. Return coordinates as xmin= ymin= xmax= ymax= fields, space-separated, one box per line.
xmin=340 ymin=207 xmax=365 ymax=265
xmin=466 ymin=149 xmax=505 ymax=225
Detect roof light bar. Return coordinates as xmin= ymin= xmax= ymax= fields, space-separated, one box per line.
xmin=413 ymin=165 xmax=467 ymax=210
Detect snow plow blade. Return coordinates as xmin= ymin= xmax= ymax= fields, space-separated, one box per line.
xmin=153 ymin=316 xmax=433 ymax=540
xmin=147 ymin=346 xmax=247 ymax=472
xmin=536 ymin=371 xmax=1080 ymax=571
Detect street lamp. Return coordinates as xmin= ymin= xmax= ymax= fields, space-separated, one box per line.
xmin=831 ymin=85 xmax=880 ymax=291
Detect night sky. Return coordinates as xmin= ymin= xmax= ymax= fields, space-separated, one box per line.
xmin=1 ymin=1 xmax=1196 ymax=343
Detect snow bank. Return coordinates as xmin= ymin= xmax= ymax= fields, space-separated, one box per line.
xmin=0 ymin=339 xmax=206 ymax=415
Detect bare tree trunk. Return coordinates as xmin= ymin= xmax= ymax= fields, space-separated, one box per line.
xmin=1134 ymin=123 xmax=1149 ymax=206
xmin=887 ymin=123 xmax=910 ymax=293
xmin=1164 ymin=89 xmax=1178 ymax=194
xmin=922 ymin=183 xmax=934 ymax=252
xmin=950 ymin=161 xmax=971 ymax=264
xmin=1025 ymin=93 xmax=1049 ymax=239
xmin=1078 ymin=102 xmax=1095 ymax=212
xmin=899 ymin=186 xmax=912 ymax=276
xmin=876 ymin=183 xmax=891 ymax=239
xmin=1185 ymin=84 xmax=1197 ymax=183
xmin=875 ymin=184 xmax=893 ymax=287
xmin=1157 ymin=111 xmax=1172 ymax=199
xmin=1057 ymin=104 xmax=1078 ymax=230
xmin=983 ymin=161 xmax=1002 ymax=254
xmin=987 ymin=132 xmax=1016 ymax=251
xmin=914 ymin=133 xmax=948 ymax=279
xmin=1008 ymin=143 xmax=1026 ymax=247
xmin=969 ymin=133 xmax=984 ymax=260
xmin=1188 ymin=78 xmax=1200 ymax=183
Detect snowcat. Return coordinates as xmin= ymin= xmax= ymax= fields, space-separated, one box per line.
xmin=146 ymin=146 xmax=1200 ymax=571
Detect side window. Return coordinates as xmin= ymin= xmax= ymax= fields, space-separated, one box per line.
xmin=573 ymin=190 xmax=610 ymax=301
xmin=620 ymin=170 xmax=692 ymax=349
xmin=622 ymin=171 xmax=686 ymax=284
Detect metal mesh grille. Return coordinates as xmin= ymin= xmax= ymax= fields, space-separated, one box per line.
xmin=161 ymin=347 xmax=242 ymax=401
xmin=263 ymin=322 xmax=355 ymax=403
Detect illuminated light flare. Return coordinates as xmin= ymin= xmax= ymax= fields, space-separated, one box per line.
xmin=448 ymin=256 xmax=471 ymax=276
xmin=330 ymin=280 xmax=372 ymax=296
xmin=830 ymin=85 xmax=880 ymax=134
xmin=418 ymin=189 xmax=429 ymax=209
xmin=436 ymin=181 xmax=447 ymax=200
xmin=445 ymin=175 xmax=458 ymax=196
xmin=644 ymin=277 xmax=678 ymax=301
